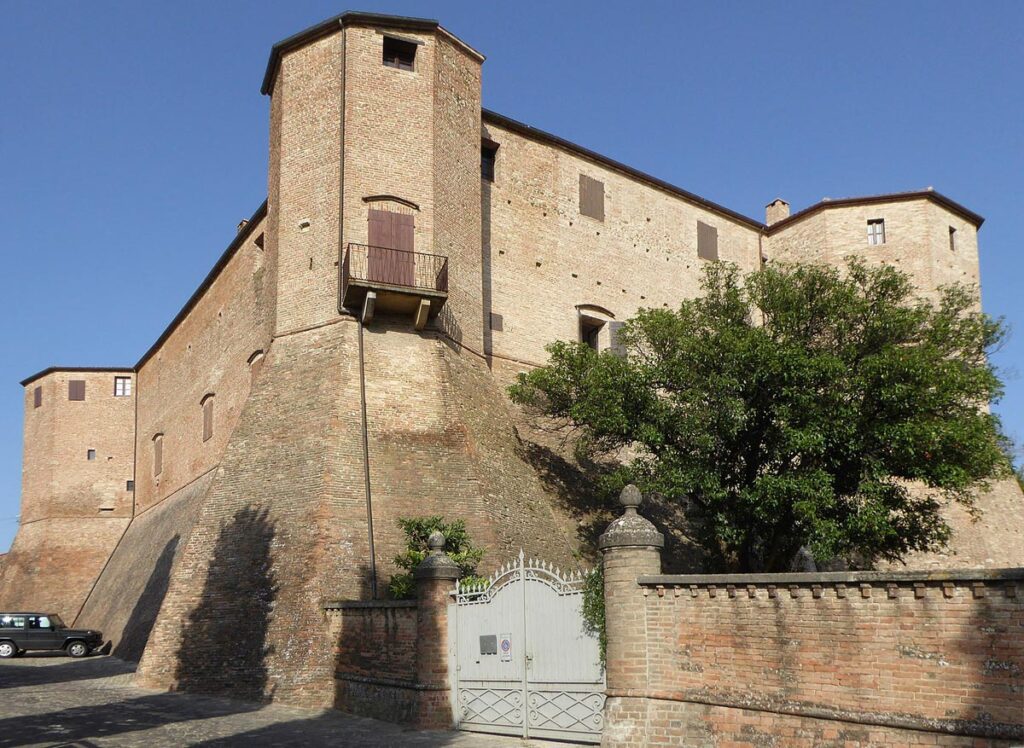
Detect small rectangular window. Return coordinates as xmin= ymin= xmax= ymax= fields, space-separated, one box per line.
xmin=87 ymin=449 xmax=96 ymax=461
xmin=580 ymin=316 xmax=603 ymax=352
xmin=69 ymin=380 xmax=86 ymax=401
xmin=33 ymin=386 xmax=42 ymax=409
xmin=481 ymin=141 xmax=498 ymax=182
xmin=867 ymin=218 xmax=886 ymax=245
xmin=114 ymin=376 xmax=132 ymax=397
xmin=203 ymin=397 xmax=215 ymax=442
xmin=949 ymin=226 xmax=957 ymax=252
xmin=579 ymin=174 xmax=605 ymax=221
xmin=126 ymin=480 xmax=135 ymax=492
xmin=153 ymin=435 xmax=163 ymax=477
xmin=697 ymin=221 xmax=719 ymax=261
xmin=383 ymin=36 xmax=416 ymax=71
xmin=490 ymin=312 xmax=504 ymax=331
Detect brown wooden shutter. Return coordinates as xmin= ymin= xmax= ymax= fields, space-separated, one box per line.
xmin=33 ymin=386 xmax=42 ymax=409
xmin=203 ymin=397 xmax=214 ymax=442
xmin=368 ymin=209 xmax=395 ymax=249
xmin=608 ymin=321 xmax=627 ymax=358
xmin=68 ymin=380 xmax=86 ymax=401
xmin=579 ymin=174 xmax=605 ymax=221
xmin=697 ymin=221 xmax=719 ymax=261
xmin=153 ymin=436 xmax=163 ymax=476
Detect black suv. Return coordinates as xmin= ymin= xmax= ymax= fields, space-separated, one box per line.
xmin=0 ymin=613 xmax=102 ymax=658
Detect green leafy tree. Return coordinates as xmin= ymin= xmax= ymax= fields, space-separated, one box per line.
xmin=388 ymin=516 xmax=486 ymax=599
xmin=510 ymin=259 xmax=1009 ymax=572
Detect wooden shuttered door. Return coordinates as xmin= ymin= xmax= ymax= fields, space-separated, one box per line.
xmin=68 ymin=380 xmax=86 ymax=401
xmin=367 ymin=208 xmax=415 ymax=287
xmin=697 ymin=221 xmax=719 ymax=261
xmin=579 ymin=174 xmax=605 ymax=221
xmin=33 ymin=386 xmax=42 ymax=409
xmin=202 ymin=397 xmax=214 ymax=442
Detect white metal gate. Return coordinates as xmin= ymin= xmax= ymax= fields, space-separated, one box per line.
xmin=450 ymin=551 xmax=605 ymax=742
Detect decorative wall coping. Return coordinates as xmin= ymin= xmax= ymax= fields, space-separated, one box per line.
xmin=639 ymin=567 xmax=1024 ymax=587
xmin=323 ymin=599 xmax=418 ymax=611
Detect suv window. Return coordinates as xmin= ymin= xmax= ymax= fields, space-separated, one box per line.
xmin=27 ymin=615 xmax=52 ymax=629
xmin=0 ymin=615 xmax=26 ymax=629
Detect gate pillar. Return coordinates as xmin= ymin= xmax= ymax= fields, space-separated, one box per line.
xmin=413 ymin=531 xmax=460 ymax=730
xmin=598 ymin=485 xmax=664 ymax=747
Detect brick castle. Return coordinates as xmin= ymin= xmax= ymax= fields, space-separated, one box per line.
xmin=1 ymin=11 xmax=1021 ymax=707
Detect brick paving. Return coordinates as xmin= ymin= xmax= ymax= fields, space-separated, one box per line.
xmin=0 ymin=655 xmax=559 ymax=747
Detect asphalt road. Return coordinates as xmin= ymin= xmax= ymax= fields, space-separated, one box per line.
xmin=0 ymin=654 xmax=555 ymax=747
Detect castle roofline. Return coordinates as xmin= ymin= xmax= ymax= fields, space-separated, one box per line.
xmin=135 ymin=199 xmax=268 ymax=371
xmin=766 ymin=188 xmax=984 ymax=233
xmin=483 ymin=109 xmax=764 ymax=230
xmin=20 ymin=367 xmax=134 ymax=388
xmin=260 ymin=11 xmax=484 ymax=96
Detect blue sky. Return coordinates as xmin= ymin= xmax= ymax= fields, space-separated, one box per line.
xmin=1 ymin=1 xmax=1022 ymax=552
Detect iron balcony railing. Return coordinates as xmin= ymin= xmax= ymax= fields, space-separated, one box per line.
xmin=343 ymin=243 xmax=449 ymax=298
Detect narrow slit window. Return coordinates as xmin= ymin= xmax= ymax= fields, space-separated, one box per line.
xmin=202 ymin=395 xmax=215 ymax=442
xmin=114 ymin=376 xmax=132 ymax=397
xmin=867 ymin=218 xmax=886 ymax=245
xmin=481 ymin=141 xmax=498 ymax=182
xmin=949 ymin=226 xmax=957 ymax=252
xmin=33 ymin=386 xmax=42 ymax=409
xmin=383 ymin=36 xmax=416 ymax=71
xmin=153 ymin=434 xmax=163 ymax=477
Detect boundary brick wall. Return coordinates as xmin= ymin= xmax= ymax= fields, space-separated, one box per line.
xmin=327 ymin=600 xmax=421 ymax=723
xmin=604 ymin=564 xmax=1024 ymax=747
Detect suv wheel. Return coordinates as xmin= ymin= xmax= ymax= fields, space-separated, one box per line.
xmin=0 ymin=642 xmax=15 ymax=659
xmin=66 ymin=641 xmax=89 ymax=658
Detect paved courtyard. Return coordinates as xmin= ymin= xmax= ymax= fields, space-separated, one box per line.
xmin=0 ymin=655 xmax=559 ymax=747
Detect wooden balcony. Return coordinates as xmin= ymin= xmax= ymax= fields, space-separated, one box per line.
xmin=342 ymin=243 xmax=448 ymax=327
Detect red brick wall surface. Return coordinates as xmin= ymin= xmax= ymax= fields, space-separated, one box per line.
xmin=328 ymin=601 xmax=420 ymax=723
xmin=602 ymin=566 xmax=1024 ymax=747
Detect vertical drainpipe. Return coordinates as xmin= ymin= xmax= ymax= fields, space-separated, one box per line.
xmin=357 ymin=317 xmax=378 ymax=600
xmin=334 ymin=24 xmax=377 ymax=599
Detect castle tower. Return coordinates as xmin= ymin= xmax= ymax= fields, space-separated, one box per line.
xmin=0 ymin=369 xmax=135 ymax=622
xmin=265 ymin=12 xmax=484 ymax=350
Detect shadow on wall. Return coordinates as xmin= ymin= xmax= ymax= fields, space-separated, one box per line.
xmin=481 ymin=178 xmax=492 ymax=361
xmin=174 ymin=507 xmax=278 ymax=702
xmin=520 ymin=440 xmax=706 ymax=572
xmin=113 ymin=535 xmax=180 ymax=662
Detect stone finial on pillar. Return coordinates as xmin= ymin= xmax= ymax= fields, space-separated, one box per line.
xmin=412 ymin=531 xmax=460 ymax=730
xmin=599 ymin=485 xmax=663 ymax=741
xmin=598 ymin=484 xmax=665 ymax=553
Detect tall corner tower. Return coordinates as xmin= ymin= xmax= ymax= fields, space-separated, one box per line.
xmin=265 ymin=13 xmax=485 ymax=352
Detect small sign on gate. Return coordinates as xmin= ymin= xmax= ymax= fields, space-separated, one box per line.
xmin=499 ymin=633 xmax=512 ymax=662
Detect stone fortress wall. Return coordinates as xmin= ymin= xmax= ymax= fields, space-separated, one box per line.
xmin=1 ymin=9 xmax=1021 ymax=711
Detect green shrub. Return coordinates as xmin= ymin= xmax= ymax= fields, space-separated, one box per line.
xmin=388 ymin=516 xmax=485 ymax=599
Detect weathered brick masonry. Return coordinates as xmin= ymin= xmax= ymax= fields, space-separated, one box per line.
xmin=600 ymin=495 xmax=1024 ymax=747
xmin=2 ymin=9 xmax=1023 ymax=723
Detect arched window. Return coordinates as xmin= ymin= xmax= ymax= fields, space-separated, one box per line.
xmin=575 ymin=305 xmax=625 ymax=356
xmin=152 ymin=433 xmax=164 ymax=477
xmin=201 ymin=394 xmax=215 ymax=442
